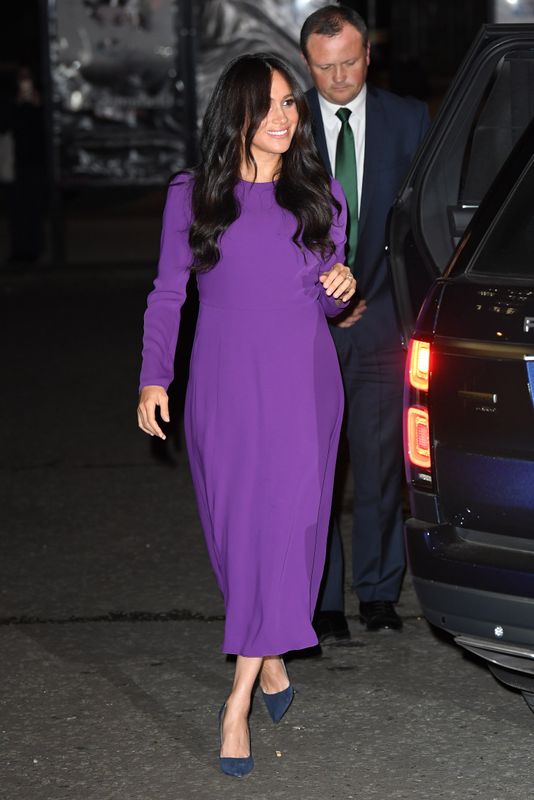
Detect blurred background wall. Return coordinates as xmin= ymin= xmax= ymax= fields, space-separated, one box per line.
xmin=0 ymin=0 xmax=522 ymax=266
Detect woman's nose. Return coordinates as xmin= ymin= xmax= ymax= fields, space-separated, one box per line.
xmin=271 ymin=106 xmax=288 ymax=124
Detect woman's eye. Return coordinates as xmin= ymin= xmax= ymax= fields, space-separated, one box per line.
xmin=283 ymin=98 xmax=295 ymax=107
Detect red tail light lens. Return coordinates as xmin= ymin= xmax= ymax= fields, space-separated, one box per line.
xmin=408 ymin=339 xmax=430 ymax=392
xmin=406 ymin=406 xmax=431 ymax=469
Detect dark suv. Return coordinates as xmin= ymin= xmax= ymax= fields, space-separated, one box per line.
xmin=389 ymin=24 xmax=534 ymax=712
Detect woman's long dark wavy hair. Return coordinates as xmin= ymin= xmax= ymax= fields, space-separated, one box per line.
xmin=188 ymin=52 xmax=341 ymax=272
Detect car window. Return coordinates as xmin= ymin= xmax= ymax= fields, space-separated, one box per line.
xmin=459 ymin=53 xmax=534 ymax=207
xmin=419 ymin=50 xmax=534 ymax=272
xmin=468 ymin=155 xmax=534 ymax=279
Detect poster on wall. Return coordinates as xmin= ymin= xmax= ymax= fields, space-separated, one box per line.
xmin=197 ymin=0 xmax=326 ymax=118
xmin=47 ymin=0 xmax=326 ymax=185
xmin=47 ymin=0 xmax=186 ymax=185
xmin=494 ymin=0 xmax=534 ymax=22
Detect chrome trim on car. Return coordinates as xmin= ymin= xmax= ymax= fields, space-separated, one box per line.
xmin=456 ymin=633 xmax=534 ymax=676
xmin=434 ymin=336 xmax=534 ymax=360
xmin=456 ymin=633 xmax=534 ymax=660
xmin=458 ymin=389 xmax=497 ymax=404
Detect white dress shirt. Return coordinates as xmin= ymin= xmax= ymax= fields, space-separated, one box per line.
xmin=318 ymin=85 xmax=366 ymax=217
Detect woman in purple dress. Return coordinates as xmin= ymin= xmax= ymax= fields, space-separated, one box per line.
xmin=137 ymin=53 xmax=356 ymax=777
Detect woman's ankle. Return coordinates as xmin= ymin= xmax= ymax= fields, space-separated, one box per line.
xmin=220 ymin=704 xmax=251 ymax=758
xmin=260 ymin=658 xmax=289 ymax=693
xmin=224 ymin=691 xmax=251 ymax=717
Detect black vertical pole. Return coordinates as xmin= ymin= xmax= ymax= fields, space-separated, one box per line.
xmin=177 ymin=0 xmax=199 ymax=167
xmin=39 ymin=0 xmax=65 ymax=266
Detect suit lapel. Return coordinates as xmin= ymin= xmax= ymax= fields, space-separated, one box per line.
xmin=359 ymin=87 xmax=385 ymax=237
xmin=307 ymin=88 xmax=333 ymax=175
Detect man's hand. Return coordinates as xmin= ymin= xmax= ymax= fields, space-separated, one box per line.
xmin=137 ymin=385 xmax=169 ymax=439
xmin=333 ymin=298 xmax=367 ymax=328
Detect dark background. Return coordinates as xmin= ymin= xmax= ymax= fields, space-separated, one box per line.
xmin=0 ymin=0 xmax=500 ymax=268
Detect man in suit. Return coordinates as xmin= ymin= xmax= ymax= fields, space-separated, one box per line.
xmin=300 ymin=5 xmax=430 ymax=637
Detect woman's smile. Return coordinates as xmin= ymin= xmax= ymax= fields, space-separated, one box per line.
xmin=266 ymin=128 xmax=289 ymax=137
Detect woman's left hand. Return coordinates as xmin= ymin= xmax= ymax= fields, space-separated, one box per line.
xmin=319 ymin=262 xmax=357 ymax=305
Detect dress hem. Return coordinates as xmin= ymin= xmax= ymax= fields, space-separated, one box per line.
xmin=221 ymin=634 xmax=319 ymax=658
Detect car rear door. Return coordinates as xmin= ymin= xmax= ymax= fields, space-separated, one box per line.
xmin=389 ymin=23 xmax=534 ymax=346
xmin=429 ymin=134 xmax=534 ymax=545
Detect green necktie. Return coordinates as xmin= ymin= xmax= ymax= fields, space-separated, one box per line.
xmin=335 ymin=107 xmax=358 ymax=268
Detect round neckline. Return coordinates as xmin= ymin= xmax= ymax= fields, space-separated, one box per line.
xmin=238 ymin=177 xmax=277 ymax=186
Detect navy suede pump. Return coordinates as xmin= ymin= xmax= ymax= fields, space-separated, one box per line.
xmin=218 ymin=704 xmax=254 ymax=778
xmin=260 ymin=659 xmax=295 ymax=723
xmin=261 ymin=682 xmax=295 ymax=723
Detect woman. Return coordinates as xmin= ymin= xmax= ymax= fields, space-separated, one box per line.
xmin=137 ymin=53 xmax=356 ymax=777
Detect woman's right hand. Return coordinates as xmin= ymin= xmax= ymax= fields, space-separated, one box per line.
xmin=137 ymin=385 xmax=169 ymax=439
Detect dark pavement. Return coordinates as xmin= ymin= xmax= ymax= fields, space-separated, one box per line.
xmin=2 ymin=221 xmax=534 ymax=799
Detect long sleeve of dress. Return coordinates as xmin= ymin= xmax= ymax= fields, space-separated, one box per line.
xmin=139 ymin=179 xmax=193 ymax=390
xmin=317 ymin=177 xmax=351 ymax=318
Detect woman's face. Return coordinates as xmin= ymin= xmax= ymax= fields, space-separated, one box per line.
xmin=249 ymin=70 xmax=299 ymax=164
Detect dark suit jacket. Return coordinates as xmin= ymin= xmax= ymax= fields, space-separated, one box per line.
xmin=306 ymin=84 xmax=429 ymax=353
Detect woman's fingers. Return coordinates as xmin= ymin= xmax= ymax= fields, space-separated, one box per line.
xmin=137 ymin=401 xmax=164 ymax=438
xmin=339 ymin=275 xmax=357 ymax=301
xmin=320 ymin=263 xmax=357 ymax=301
xmin=332 ymin=277 xmax=355 ymax=300
xmin=320 ymin=263 xmax=353 ymax=292
xmin=137 ymin=408 xmax=155 ymax=437
xmin=159 ymin=394 xmax=170 ymax=423
xmin=142 ymin=403 xmax=166 ymax=439
xmin=137 ymin=386 xmax=169 ymax=439
xmin=320 ymin=263 xmax=343 ymax=294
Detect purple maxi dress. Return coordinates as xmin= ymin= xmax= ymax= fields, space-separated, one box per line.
xmin=140 ymin=175 xmax=348 ymax=657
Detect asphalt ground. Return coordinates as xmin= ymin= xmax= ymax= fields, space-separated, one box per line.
xmin=2 ymin=234 xmax=534 ymax=799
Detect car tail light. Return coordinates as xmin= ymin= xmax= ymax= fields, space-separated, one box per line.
xmin=408 ymin=339 xmax=430 ymax=391
xmin=404 ymin=337 xmax=433 ymax=486
xmin=406 ymin=406 xmax=431 ymax=468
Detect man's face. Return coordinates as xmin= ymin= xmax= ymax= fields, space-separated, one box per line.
xmin=305 ymin=23 xmax=370 ymax=106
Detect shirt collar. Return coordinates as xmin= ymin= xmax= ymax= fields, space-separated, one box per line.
xmin=318 ymin=84 xmax=367 ymax=121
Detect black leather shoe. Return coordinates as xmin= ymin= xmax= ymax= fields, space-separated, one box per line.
xmin=313 ymin=610 xmax=351 ymax=643
xmin=359 ymin=601 xmax=402 ymax=632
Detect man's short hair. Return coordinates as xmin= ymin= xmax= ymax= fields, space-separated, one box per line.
xmin=300 ymin=4 xmax=368 ymax=59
